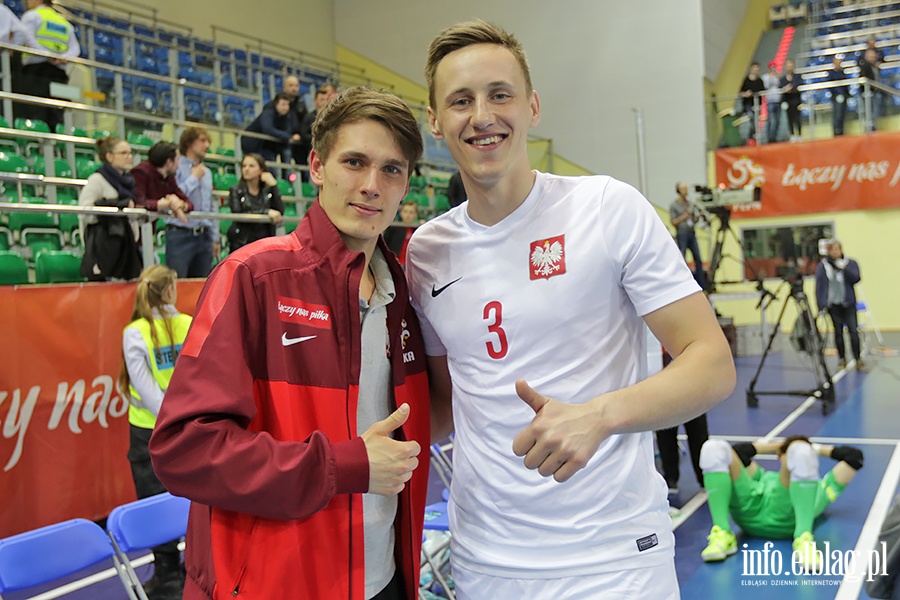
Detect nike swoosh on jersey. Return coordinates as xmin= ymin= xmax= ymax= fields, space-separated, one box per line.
xmin=281 ymin=333 xmax=317 ymax=346
xmin=431 ymin=277 xmax=463 ymax=298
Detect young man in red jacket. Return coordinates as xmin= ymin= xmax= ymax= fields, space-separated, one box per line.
xmin=150 ymin=86 xmax=429 ymax=600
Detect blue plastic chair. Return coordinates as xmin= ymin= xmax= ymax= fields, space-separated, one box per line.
xmin=0 ymin=518 xmax=139 ymax=598
xmin=106 ymin=492 xmax=191 ymax=600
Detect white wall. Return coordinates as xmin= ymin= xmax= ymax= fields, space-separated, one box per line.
xmin=703 ymin=0 xmax=749 ymax=81
xmin=334 ymin=0 xmax=707 ymax=208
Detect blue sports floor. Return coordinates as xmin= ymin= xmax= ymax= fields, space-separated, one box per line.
xmin=670 ymin=333 xmax=900 ymax=600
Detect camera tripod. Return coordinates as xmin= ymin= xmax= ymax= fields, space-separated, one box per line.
xmin=704 ymin=207 xmax=762 ymax=293
xmin=746 ymin=278 xmax=835 ymax=415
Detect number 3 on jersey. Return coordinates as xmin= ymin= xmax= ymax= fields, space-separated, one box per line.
xmin=483 ymin=301 xmax=509 ymax=359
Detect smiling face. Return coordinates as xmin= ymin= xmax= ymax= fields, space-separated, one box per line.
xmin=309 ymin=120 xmax=410 ymax=254
xmin=428 ymin=43 xmax=539 ymax=193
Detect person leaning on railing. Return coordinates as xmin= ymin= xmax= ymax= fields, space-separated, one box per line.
xmin=78 ymin=136 xmax=142 ymax=281
xmin=131 ymin=141 xmax=192 ymax=225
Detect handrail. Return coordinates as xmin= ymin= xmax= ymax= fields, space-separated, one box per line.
xmin=0 ymin=201 xmax=295 ymax=225
xmin=812 ymin=0 xmax=900 ymax=19
xmin=802 ymin=23 xmax=899 ymax=47
xmin=208 ymin=25 xmax=350 ymax=77
xmin=808 ymin=7 xmax=900 ymax=31
xmin=711 ymin=76 xmax=899 ymax=104
xmin=58 ymin=0 xmax=193 ymax=36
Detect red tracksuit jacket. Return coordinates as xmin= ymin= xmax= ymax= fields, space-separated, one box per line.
xmin=150 ymin=202 xmax=430 ymax=599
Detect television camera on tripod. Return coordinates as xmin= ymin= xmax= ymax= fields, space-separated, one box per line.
xmin=692 ymin=184 xmax=761 ymax=292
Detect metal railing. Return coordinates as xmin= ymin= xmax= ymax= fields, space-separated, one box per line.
xmin=707 ymin=76 xmax=899 ymax=147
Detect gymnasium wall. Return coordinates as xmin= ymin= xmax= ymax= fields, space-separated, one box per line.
xmin=333 ymin=0 xmax=708 ymax=208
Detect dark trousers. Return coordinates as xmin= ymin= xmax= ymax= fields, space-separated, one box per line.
xmin=833 ymin=95 xmax=848 ymax=136
xmin=14 ymin=62 xmax=69 ymax=132
xmin=165 ymin=226 xmax=213 ymax=278
xmin=786 ymin=101 xmax=802 ymax=136
xmin=676 ymin=230 xmax=707 ymax=290
xmin=829 ymin=303 xmax=861 ymax=361
xmin=656 ymin=413 xmax=709 ymax=488
xmin=128 ymin=425 xmax=180 ymax=557
xmin=371 ymin=569 xmax=404 ymax=600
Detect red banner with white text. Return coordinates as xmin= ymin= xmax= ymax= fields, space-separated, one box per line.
xmin=0 ymin=280 xmax=204 ymax=537
xmin=714 ymin=131 xmax=900 ymax=218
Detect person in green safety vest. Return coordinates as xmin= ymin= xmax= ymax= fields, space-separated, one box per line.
xmin=16 ymin=0 xmax=80 ymax=131
xmin=118 ymin=265 xmax=191 ymax=600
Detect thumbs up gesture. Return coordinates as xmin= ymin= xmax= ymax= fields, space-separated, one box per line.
xmin=512 ymin=380 xmax=609 ymax=483
xmin=361 ymin=403 xmax=421 ymax=496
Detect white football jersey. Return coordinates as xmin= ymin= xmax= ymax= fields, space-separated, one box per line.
xmin=406 ymin=171 xmax=700 ymax=578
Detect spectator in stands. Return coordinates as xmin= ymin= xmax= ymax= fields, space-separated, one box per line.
xmin=0 ymin=5 xmax=41 ymax=50
xmin=859 ymin=48 xmax=882 ymax=132
xmin=281 ymin=75 xmax=308 ymax=170
xmin=78 ymin=136 xmax=142 ymax=281
xmin=815 ymin=239 xmax=865 ymax=371
xmin=226 ymin=153 xmax=284 ymax=252
xmin=15 ymin=0 xmax=80 ymax=132
xmin=149 ymin=87 xmax=429 ymax=600
xmin=858 ymin=36 xmax=884 ymax=67
xmin=762 ymin=61 xmax=782 ymax=143
xmin=383 ymin=200 xmax=421 ymax=267
xmin=447 ymin=170 xmax=467 ymax=208
xmin=670 ymin=181 xmax=706 ymax=289
xmin=826 ymin=54 xmax=850 ymax=136
xmin=132 ymin=141 xmax=192 ymax=224
xmin=297 ymin=83 xmax=338 ymax=167
xmin=171 ymin=127 xmax=216 ymax=278
xmin=119 ymin=265 xmax=190 ymax=600
xmin=240 ymin=92 xmax=300 ymax=169
xmin=780 ymin=58 xmax=802 ymax=142
xmin=739 ymin=61 xmax=765 ymax=144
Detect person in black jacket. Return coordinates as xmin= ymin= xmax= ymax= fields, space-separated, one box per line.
xmin=780 ymin=59 xmax=803 ymax=141
xmin=226 ymin=153 xmax=284 ymax=252
xmin=739 ymin=62 xmax=765 ymax=143
xmin=240 ymin=93 xmax=300 ymax=166
xmin=826 ymin=55 xmax=850 ymax=136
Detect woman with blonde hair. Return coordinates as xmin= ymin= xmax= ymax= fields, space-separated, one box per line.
xmin=79 ymin=136 xmax=142 ymax=281
xmin=119 ymin=265 xmax=190 ymax=600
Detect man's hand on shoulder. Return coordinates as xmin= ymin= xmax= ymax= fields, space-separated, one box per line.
xmin=361 ymin=403 xmax=421 ymax=496
xmin=512 ymin=380 xmax=609 ymax=483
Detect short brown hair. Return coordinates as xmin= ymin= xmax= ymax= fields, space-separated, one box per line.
xmin=95 ymin=136 xmax=125 ymax=163
xmin=312 ymin=86 xmax=423 ymax=175
xmin=148 ymin=141 xmax=178 ymax=167
xmin=425 ymin=20 xmax=533 ymax=109
xmin=179 ymin=126 xmax=209 ymax=156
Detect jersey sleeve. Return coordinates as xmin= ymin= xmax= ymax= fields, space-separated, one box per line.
xmin=405 ymin=234 xmax=447 ymax=356
xmin=149 ymin=258 xmax=369 ymax=521
xmin=600 ymin=179 xmax=700 ymax=317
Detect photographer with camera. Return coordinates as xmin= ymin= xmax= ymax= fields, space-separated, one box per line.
xmin=670 ymin=182 xmax=707 ymax=289
xmin=815 ymin=240 xmax=865 ymax=371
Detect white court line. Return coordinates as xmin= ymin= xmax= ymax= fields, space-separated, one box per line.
xmin=670 ymin=491 xmax=708 ymax=530
xmin=702 ymin=435 xmax=900 ymax=446
xmin=834 ymin=443 xmax=900 ymax=600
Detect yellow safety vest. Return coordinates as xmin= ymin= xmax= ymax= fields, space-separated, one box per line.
xmin=126 ymin=313 xmax=192 ymax=429
xmin=33 ymin=6 xmax=71 ymax=54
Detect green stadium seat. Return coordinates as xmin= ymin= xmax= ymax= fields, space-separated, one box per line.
xmin=0 ymin=115 xmax=18 ymax=153
xmin=55 ymin=187 xmax=79 ymax=203
xmin=434 ymin=194 xmax=451 ymax=213
xmin=55 ymin=124 xmax=93 ymax=154
xmin=35 ymin=250 xmax=84 ymax=283
xmin=157 ymin=250 xmax=165 ymax=265
xmin=218 ymin=206 xmax=232 ymax=237
xmin=301 ymin=182 xmax=317 ymax=198
xmin=0 ymin=226 xmax=11 ymax=250
xmin=23 ymin=228 xmax=64 ymax=256
xmin=277 ymin=179 xmax=294 ymax=196
xmin=75 ymin=158 xmax=101 ymax=179
xmin=92 ymin=130 xmax=114 ymax=140
xmin=7 ymin=197 xmax=56 ymax=230
xmin=0 ymin=250 xmax=28 ymax=284
xmin=33 ymin=157 xmax=75 ymax=179
xmin=13 ymin=118 xmax=51 ymax=156
xmin=213 ymin=172 xmax=239 ymax=191
xmin=57 ymin=199 xmax=79 ymax=234
xmin=0 ymin=151 xmax=35 ymax=198
xmin=126 ymin=133 xmax=154 ymax=149
xmin=215 ymin=147 xmax=235 ymax=157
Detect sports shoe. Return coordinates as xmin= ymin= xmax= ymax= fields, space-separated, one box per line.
xmin=837 ymin=359 xmax=847 ymax=370
xmin=701 ymin=525 xmax=738 ymax=562
xmin=793 ymin=531 xmax=822 ymax=572
xmin=856 ymin=359 xmax=869 ymax=372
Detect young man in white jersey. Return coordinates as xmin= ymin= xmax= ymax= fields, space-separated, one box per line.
xmin=406 ymin=21 xmax=736 ymax=599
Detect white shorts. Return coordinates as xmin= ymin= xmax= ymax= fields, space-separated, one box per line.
xmin=451 ymin=561 xmax=680 ymax=600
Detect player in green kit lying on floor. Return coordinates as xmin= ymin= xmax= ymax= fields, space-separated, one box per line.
xmin=699 ymin=435 xmax=863 ymax=570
